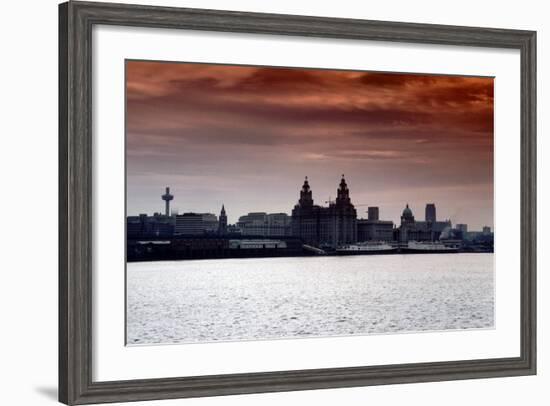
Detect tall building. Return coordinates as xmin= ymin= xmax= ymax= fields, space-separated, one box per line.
xmin=290 ymin=178 xmax=317 ymax=245
xmin=482 ymin=226 xmax=492 ymax=235
xmin=367 ymin=206 xmax=379 ymax=221
xmin=425 ymin=203 xmax=436 ymax=223
xmin=291 ymin=175 xmax=357 ymax=247
xmin=218 ymin=205 xmax=227 ymax=235
xmin=333 ymin=176 xmax=357 ymax=245
xmin=414 ymin=203 xmax=451 ymax=240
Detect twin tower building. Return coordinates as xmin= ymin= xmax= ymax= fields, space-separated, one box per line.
xmin=291 ymin=176 xmax=357 ymax=248
xmin=291 ymin=176 xmax=450 ymax=247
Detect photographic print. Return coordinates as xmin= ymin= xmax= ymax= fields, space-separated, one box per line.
xmin=125 ymin=61 xmax=495 ymax=346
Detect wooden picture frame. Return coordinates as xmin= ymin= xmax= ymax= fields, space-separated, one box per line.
xmin=59 ymin=1 xmax=536 ymax=404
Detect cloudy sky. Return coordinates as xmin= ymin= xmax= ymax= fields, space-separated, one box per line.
xmin=126 ymin=60 xmax=494 ymax=230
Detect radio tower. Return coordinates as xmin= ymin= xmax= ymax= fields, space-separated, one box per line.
xmin=161 ymin=187 xmax=174 ymax=216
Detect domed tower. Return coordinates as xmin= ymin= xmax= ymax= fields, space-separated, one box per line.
xmin=335 ymin=174 xmax=351 ymax=207
xmin=401 ymin=203 xmax=415 ymax=226
xmin=332 ymin=174 xmax=357 ymax=246
xmin=298 ymin=176 xmax=314 ymax=207
xmin=291 ymin=176 xmax=320 ymax=246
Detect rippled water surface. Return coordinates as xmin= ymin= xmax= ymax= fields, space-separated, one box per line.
xmin=127 ymin=254 xmax=494 ymax=345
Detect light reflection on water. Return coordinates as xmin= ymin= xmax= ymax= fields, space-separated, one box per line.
xmin=127 ymin=253 xmax=494 ymax=345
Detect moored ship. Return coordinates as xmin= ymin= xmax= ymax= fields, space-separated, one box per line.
xmin=401 ymin=240 xmax=460 ymax=254
xmin=336 ymin=241 xmax=398 ymax=255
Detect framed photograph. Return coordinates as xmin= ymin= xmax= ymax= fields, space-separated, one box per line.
xmin=59 ymin=1 xmax=536 ymax=404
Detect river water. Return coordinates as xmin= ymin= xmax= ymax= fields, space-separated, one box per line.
xmin=127 ymin=253 xmax=494 ymax=345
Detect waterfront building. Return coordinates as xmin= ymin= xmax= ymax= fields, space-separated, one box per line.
xmin=126 ymin=215 xmax=145 ymax=237
xmin=463 ymin=231 xmax=480 ymax=241
xmin=454 ymin=224 xmax=468 ymax=239
xmin=237 ymin=212 xmax=269 ymax=236
xmin=175 ymin=212 xmax=218 ymax=235
xmin=226 ymin=224 xmax=242 ymax=235
xmin=463 ymin=226 xmax=493 ymax=242
xmin=127 ymin=213 xmax=175 ymax=238
xmin=415 ymin=220 xmax=452 ymax=239
xmin=267 ymin=213 xmax=292 ymax=236
xmin=425 ymin=203 xmax=436 ymax=223
xmin=218 ymin=205 xmax=227 ymax=235
xmin=451 ymin=224 xmax=468 ymax=240
xmin=228 ymin=239 xmax=287 ymax=249
xmin=395 ymin=203 xmax=451 ymax=242
xmin=357 ymin=206 xmax=394 ymax=242
xmin=357 ymin=219 xmax=394 ymax=242
xmin=237 ymin=212 xmax=291 ymax=237
xmin=291 ymin=175 xmax=357 ymax=247
xmin=401 ymin=204 xmax=415 ymax=226
xmin=397 ymin=204 xmax=416 ymax=242
xmin=416 ymin=203 xmax=452 ymax=240
xmin=127 ymin=235 xmax=305 ymax=261
xmin=367 ymin=206 xmax=379 ymax=221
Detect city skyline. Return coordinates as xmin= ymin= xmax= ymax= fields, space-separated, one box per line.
xmin=128 ymin=180 xmax=490 ymax=231
xmin=126 ymin=61 xmax=494 ymax=230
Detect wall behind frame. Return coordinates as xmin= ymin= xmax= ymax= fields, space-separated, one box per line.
xmin=0 ymin=0 xmax=546 ymax=405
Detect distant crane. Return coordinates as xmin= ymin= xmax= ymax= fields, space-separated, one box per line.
xmin=325 ymin=197 xmax=371 ymax=210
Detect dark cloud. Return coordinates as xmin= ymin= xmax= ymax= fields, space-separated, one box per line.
xmin=225 ymin=68 xmax=327 ymax=92
xmin=359 ymin=72 xmax=438 ymax=88
xmin=125 ymin=61 xmax=494 ymax=229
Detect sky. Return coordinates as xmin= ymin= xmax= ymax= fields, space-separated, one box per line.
xmin=126 ymin=60 xmax=494 ymax=230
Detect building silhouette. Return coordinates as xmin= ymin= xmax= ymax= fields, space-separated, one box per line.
xmin=357 ymin=206 xmax=394 ymax=242
xmin=401 ymin=204 xmax=415 ymax=226
xmin=397 ymin=203 xmax=416 ymax=242
xmin=218 ymin=205 xmax=227 ymax=235
xmin=127 ymin=179 xmax=491 ymax=254
xmin=396 ymin=203 xmax=452 ymax=242
xmin=161 ymin=187 xmax=174 ymax=216
xmin=175 ymin=213 xmax=218 ymax=235
xmin=237 ymin=212 xmax=270 ymax=236
xmin=127 ymin=213 xmax=174 ymax=238
xmin=237 ymin=212 xmax=292 ymax=237
xmin=291 ymin=175 xmax=357 ymax=247
xmin=367 ymin=206 xmax=379 ymax=221
xmin=425 ymin=203 xmax=436 ymax=223
xmin=417 ymin=203 xmax=452 ymax=240
xmin=267 ymin=213 xmax=292 ymax=236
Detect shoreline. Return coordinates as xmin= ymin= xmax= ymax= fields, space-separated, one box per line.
xmin=127 ymin=249 xmax=493 ymax=263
